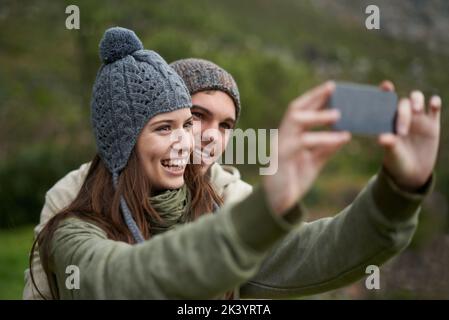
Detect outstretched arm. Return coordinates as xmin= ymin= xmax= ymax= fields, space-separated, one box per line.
xmin=240 ymin=168 xmax=433 ymax=299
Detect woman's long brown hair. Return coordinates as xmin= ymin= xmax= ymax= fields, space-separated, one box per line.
xmin=29 ymin=149 xmax=223 ymax=299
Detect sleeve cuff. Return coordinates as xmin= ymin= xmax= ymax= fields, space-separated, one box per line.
xmin=282 ymin=201 xmax=308 ymax=225
xmin=229 ymin=186 xmax=305 ymax=253
xmin=372 ymin=167 xmax=435 ymax=222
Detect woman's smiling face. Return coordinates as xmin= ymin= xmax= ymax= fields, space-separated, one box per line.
xmin=136 ymin=108 xmax=194 ymax=191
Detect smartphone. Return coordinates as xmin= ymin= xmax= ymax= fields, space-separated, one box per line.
xmin=327 ymin=82 xmax=398 ymax=135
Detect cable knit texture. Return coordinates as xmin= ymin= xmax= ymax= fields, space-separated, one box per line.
xmin=170 ymin=58 xmax=241 ymax=120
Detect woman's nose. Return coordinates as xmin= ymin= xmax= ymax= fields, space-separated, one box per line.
xmin=172 ymin=128 xmax=193 ymax=156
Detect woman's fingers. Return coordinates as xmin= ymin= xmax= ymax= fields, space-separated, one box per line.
xmin=429 ymin=95 xmax=442 ymax=122
xmin=288 ymin=81 xmax=335 ymax=112
xmin=379 ymin=80 xmax=395 ymax=92
xmin=312 ymin=134 xmax=351 ymax=160
xmin=396 ymin=98 xmax=412 ymax=136
xmin=301 ymin=131 xmax=351 ymax=149
xmin=410 ymin=90 xmax=425 ymax=113
xmin=378 ymin=133 xmax=398 ymax=149
xmin=290 ymin=109 xmax=341 ymax=130
xmin=286 ymin=131 xmax=350 ymax=157
xmin=408 ymin=91 xmax=441 ymax=120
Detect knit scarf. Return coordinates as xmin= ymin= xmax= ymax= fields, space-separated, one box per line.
xmin=147 ymin=185 xmax=191 ymax=235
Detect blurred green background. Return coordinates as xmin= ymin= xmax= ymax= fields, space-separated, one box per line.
xmin=0 ymin=0 xmax=448 ymax=299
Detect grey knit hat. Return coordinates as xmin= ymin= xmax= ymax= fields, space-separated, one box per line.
xmin=169 ymin=58 xmax=241 ymax=121
xmin=91 ymin=27 xmax=192 ymax=243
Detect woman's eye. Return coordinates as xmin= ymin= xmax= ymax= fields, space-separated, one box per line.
xmin=156 ymin=126 xmax=171 ymax=132
xmin=184 ymin=120 xmax=193 ymax=129
xmin=192 ymin=112 xmax=203 ymax=120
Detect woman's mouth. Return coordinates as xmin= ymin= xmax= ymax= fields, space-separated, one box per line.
xmin=161 ymin=158 xmax=188 ymax=175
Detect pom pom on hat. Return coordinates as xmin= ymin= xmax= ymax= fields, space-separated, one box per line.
xmin=99 ymin=27 xmax=144 ymax=63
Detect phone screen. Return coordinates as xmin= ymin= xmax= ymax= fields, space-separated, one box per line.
xmin=328 ymin=82 xmax=398 ymax=135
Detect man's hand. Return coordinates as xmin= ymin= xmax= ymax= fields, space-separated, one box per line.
xmin=263 ymin=81 xmax=351 ymax=215
xmin=378 ymin=81 xmax=442 ymax=191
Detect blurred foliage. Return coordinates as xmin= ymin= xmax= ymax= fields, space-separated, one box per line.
xmin=0 ymin=143 xmax=92 ymax=228
xmin=0 ymin=0 xmax=448 ymax=228
xmin=0 ymin=0 xmax=448 ymax=298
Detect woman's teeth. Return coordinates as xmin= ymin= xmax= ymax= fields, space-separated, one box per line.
xmin=161 ymin=159 xmax=188 ymax=168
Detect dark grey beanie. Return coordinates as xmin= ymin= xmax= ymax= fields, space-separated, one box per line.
xmin=91 ymin=27 xmax=192 ymax=243
xmin=169 ymin=58 xmax=241 ymax=121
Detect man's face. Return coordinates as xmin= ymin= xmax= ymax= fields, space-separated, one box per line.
xmin=191 ymin=91 xmax=236 ymax=174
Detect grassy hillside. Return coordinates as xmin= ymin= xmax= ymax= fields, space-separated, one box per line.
xmin=0 ymin=225 xmax=34 ymax=299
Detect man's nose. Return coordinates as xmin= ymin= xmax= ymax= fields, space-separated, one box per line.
xmin=202 ymin=125 xmax=220 ymax=145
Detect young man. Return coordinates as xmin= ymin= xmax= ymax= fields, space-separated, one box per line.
xmin=24 ymin=58 xmax=441 ymax=299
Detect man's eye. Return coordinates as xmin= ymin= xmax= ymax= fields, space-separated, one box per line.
xmin=192 ymin=112 xmax=203 ymax=120
xmin=220 ymin=123 xmax=231 ymax=130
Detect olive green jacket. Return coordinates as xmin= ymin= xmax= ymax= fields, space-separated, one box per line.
xmin=24 ymin=163 xmax=432 ymax=299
